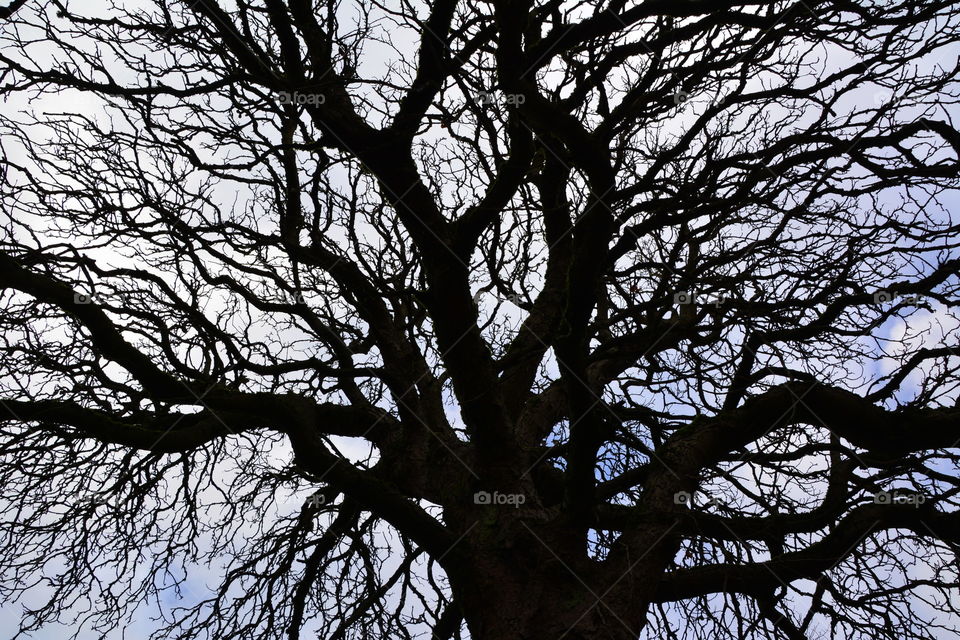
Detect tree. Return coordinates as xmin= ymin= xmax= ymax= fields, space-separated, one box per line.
xmin=1 ymin=0 xmax=959 ymax=638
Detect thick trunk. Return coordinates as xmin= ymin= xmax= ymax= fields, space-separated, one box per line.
xmin=451 ymin=551 xmax=649 ymax=640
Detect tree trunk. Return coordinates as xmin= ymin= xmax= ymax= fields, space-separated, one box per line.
xmin=449 ymin=543 xmax=649 ymax=640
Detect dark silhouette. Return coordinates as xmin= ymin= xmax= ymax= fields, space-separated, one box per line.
xmin=1 ymin=1 xmax=959 ymax=638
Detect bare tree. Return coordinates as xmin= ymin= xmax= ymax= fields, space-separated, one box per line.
xmin=1 ymin=0 xmax=960 ymax=638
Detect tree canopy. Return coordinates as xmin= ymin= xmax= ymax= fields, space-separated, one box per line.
xmin=1 ymin=1 xmax=960 ymax=639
